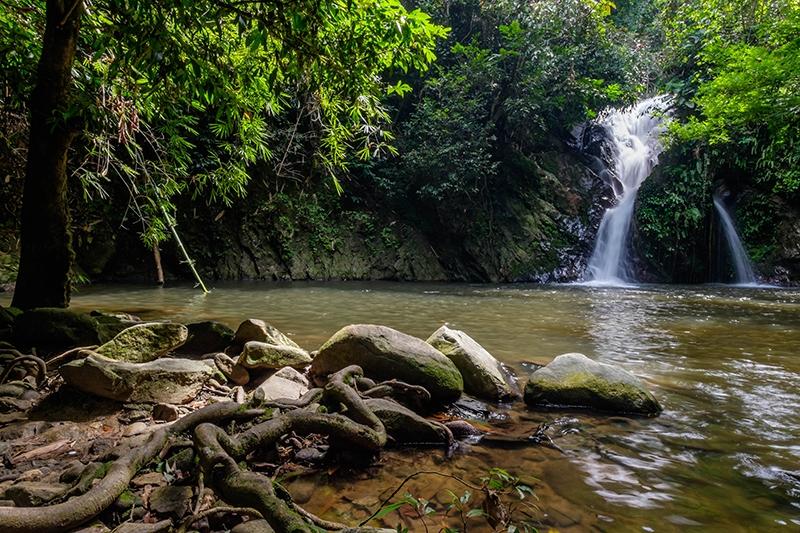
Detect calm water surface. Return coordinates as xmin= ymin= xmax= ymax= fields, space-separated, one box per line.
xmin=25 ymin=282 xmax=800 ymax=531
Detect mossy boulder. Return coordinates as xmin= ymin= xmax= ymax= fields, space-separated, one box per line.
xmin=13 ymin=308 xmax=101 ymax=350
xmin=311 ymin=324 xmax=463 ymax=403
xmin=96 ymin=322 xmax=188 ymax=363
xmin=524 ymin=353 xmax=661 ymax=415
xmin=239 ymin=341 xmax=312 ymax=370
xmin=427 ymin=325 xmax=520 ymax=402
xmin=60 ymin=353 xmax=215 ymax=403
xmin=175 ymin=321 xmax=234 ymax=355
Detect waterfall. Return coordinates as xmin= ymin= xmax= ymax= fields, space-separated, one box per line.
xmin=583 ymin=95 xmax=672 ymax=285
xmin=713 ymin=195 xmax=757 ymax=285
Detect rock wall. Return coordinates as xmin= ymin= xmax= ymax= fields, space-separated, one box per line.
xmin=89 ymin=146 xmax=608 ymax=284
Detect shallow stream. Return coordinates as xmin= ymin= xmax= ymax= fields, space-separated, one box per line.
xmin=16 ymin=282 xmax=800 ymax=531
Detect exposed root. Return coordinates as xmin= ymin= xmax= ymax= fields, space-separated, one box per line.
xmin=0 ymin=365 xmax=455 ymax=532
xmin=45 ymin=346 xmax=98 ymax=370
xmin=175 ymin=505 xmax=264 ymax=533
xmin=0 ymin=402 xmax=264 ymax=533
xmin=0 ymin=353 xmax=47 ymax=386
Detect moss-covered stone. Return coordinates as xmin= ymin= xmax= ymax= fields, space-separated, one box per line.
xmin=239 ymin=341 xmax=312 ymax=370
xmin=96 ymin=322 xmax=188 ymax=363
xmin=311 ymin=324 xmax=463 ymax=403
xmin=524 ymin=353 xmax=661 ymax=415
xmin=60 ymin=353 xmax=215 ymax=403
xmin=427 ymin=325 xmax=520 ymax=402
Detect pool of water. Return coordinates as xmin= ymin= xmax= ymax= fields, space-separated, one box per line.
xmin=9 ymin=281 xmax=799 ymax=531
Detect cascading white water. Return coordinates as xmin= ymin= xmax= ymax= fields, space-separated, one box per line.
xmin=584 ymin=96 xmax=671 ymax=285
xmin=712 ymin=195 xmax=757 ymax=285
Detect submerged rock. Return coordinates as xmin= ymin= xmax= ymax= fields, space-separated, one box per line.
xmin=96 ymin=323 xmax=188 ymax=363
xmin=252 ymin=367 xmax=310 ymax=402
xmin=427 ymin=325 xmax=520 ymax=401
xmin=524 ymin=353 xmax=661 ymax=415
xmin=239 ymin=341 xmax=312 ymax=370
xmin=231 ymin=319 xmax=300 ymax=351
xmin=61 ymin=354 xmax=215 ymax=404
xmin=176 ymin=321 xmax=234 ymax=355
xmin=311 ymin=324 xmax=463 ymax=403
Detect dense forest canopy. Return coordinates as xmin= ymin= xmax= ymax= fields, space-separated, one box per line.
xmin=1 ymin=0 xmax=799 ymax=302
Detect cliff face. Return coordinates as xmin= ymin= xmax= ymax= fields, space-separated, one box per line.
xmin=87 ymin=146 xmax=609 ymax=284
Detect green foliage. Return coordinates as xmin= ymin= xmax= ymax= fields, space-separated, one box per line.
xmin=1 ymin=0 xmax=447 ymax=248
xmin=663 ymin=0 xmax=800 ymax=195
xmin=636 ymin=145 xmax=712 ymax=280
xmin=373 ymin=468 xmax=538 ymax=532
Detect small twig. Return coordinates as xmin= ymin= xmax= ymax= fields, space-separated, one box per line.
xmin=359 ymin=470 xmax=481 ymax=527
xmin=175 ymin=505 xmax=263 ymax=533
xmin=58 ymin=0 xmax=83 ymax=27
xmin=45 ymin=346 xmax=98 ymax=369
xmin=291 ymin=501 xmax=349 ymax=530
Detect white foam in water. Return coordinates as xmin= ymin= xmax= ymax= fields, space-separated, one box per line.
xmin=584 ymin=96 xmax=672 ymax=286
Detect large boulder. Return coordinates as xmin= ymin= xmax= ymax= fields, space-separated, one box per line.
xmin=230 ymin=319 xmax=299 ymax=351
xmin=61 ymin=354 xmax=216 ymax=404
xmin=311 ymin=325 xmax=463 ymax=403
xmin=524 ymin=353 xmax=661 ymax=415
xmin=175 ymin=321 xmax=234 ymax=356
xmin=252 ymin=367 xmax=309 ymax=403
xmin=14 ymin=308 xmax=101 ymax=350
xmin=426 ymin=325 xmax=520 ymax=402
xmin=96 ymin=323 xmax=188 ymax=363
xmin=239 ymin=341 xmax=312 ymax=370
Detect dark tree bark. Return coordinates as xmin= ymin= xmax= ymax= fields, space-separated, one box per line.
xmin=12 ymin=0 xmax=83 ymax=309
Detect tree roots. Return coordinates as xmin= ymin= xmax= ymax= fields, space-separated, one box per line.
xmin=0 ymin=365 xmax=454 ymax=532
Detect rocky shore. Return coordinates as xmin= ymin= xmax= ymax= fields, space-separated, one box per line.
xmin=0 ymin=306 xmax=661 ymax=532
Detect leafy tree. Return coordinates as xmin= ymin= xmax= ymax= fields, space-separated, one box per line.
xmin=1 ymin=0 xmax=446 ymax=308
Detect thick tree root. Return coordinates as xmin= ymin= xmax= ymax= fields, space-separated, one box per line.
xmin=0 ymin=365 xmax=453 ymax=532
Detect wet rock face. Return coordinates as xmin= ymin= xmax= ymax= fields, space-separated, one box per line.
xmin=96 ymin=323 xmax=188 ymax=363
xmin=426 ymin=325 xmax=520 ymax=402
xmin=311 ymin=324 xmax=463 ymax=403
xmin=524 ymin=353 xmax=661 ymax=415
xmin=60 ymin=354 xmax=216 ymax=404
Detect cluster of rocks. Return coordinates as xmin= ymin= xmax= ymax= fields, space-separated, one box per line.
xmin=1 ymin=308 xmax=659 ymax=416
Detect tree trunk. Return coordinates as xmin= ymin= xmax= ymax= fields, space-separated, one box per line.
xmin=12 ymin=1 xmax=83 ymax=310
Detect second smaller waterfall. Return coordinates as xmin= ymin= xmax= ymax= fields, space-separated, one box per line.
xmin=713 ymin=195 xmax=757 ymax=285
